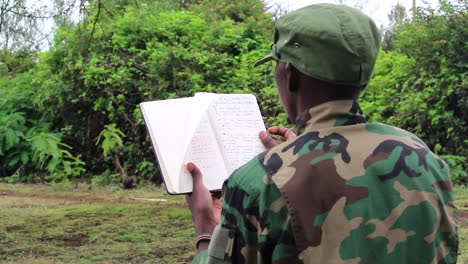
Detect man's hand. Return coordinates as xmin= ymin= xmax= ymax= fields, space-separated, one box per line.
xmin=186 ymin=162 xmax=223 ymax=251
xmin=259 ymin=126 xmax=296 ymax=149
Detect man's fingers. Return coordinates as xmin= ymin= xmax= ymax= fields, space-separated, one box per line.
xmin=187 ymin=162 xmax=203 ymax=187
xmin=268 ymin=127 xmax=296 ymax=140
xmin=259 ymin=131 xmax=277 ymax=149
xmin=267 ymin=126 xmax=280 ymax=135
xmin=282 ymin=128 xmax=296 ymax=140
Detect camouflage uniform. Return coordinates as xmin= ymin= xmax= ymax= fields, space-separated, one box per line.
xmin=193 ymin=100 xmax=458 ymax=264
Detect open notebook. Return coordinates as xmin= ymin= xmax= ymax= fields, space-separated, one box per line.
xmin=140 ymin=93 xmax=267 ymax=194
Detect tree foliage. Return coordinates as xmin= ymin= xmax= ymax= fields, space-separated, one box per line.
xmin=1 ymin=0 xmax=279 ymax=183
xmin=362 ymin=0 xmax=467 ymax=183
xmin=381 ymin=3 xmax=408 ymax=51
xmin=0 ymin=0 xmax=466 ymax=185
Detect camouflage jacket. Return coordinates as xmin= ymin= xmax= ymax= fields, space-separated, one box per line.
xmin=192 ymin=100 xmax=458 ymax=264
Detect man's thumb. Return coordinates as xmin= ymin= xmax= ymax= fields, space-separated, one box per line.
xmin=187 ymin=162 xmax=203 ymax=186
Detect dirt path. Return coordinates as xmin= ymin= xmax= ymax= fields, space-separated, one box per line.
xmin=2 ymin=187 xmax=467 ymax=218
xmin=0 ymin=189 xmax=123 ymax=204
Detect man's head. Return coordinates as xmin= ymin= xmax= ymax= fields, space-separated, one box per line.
xmin=256 ymin=4 xmax=380 ymax=122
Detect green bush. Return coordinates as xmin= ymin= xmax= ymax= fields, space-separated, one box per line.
xmin=0 ymin=71 xmax=85 ymax=182
xmin=362 ymin=0 xmax=467 ymax=184
xmin=1 ymin=0 xmax=465 ymax=185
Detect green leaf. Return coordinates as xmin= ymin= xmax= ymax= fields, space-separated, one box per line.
xmin=5 ymin=128 xmax=19 ymax=150
xmin=8 ymin=155 xmax=20 ymax=167
xmin=21 ymin=152 xmax=29 ymax=164
xmin=46 ymin=137 xmax=61 ymax=159
xmin=96 ymin=124 xmax=126 ymax=158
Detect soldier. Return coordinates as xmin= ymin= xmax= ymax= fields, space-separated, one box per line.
xmin=186 ymin=3 xmax=458 ymax=263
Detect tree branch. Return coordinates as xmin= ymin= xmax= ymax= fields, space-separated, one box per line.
xmin=87 ymin=0 xmax=101 ymax=51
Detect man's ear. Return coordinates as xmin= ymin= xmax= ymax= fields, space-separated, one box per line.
xmin=285 ymin=63 xmax=298 ymax=92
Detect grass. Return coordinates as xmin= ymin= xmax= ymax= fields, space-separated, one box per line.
xmin=0 ymin=183 xmax=466 ymax=263
xmin=455 ymin=185 xmax=468 ymax=263
xmin=0 ymin=183 xmax=196 ymax=263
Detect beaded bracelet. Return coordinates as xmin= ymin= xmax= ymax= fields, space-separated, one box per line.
xmin=195 ymin=233 xmax=212 ymax=249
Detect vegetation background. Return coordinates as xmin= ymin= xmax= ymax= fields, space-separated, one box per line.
xmin=0 ymin=0 xmax=466 ymax=263
xmin=0 ymin=0 xmax=466 ymax=185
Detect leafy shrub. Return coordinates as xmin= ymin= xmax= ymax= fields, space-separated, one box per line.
xmin=0 ymin=69 xmax=85 ymax=182
xmin=1 ymin=0 xmax=465 ymax=185
xmin=362 ymin=0 xmax=467 ymax=184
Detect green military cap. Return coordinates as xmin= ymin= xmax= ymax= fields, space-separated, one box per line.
xmin=256 ymin=3 xmax=381 ymax=87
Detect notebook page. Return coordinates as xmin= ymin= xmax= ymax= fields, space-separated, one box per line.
xmin=208 ymin=94 xmax=267 ymax=173
xmin=140 ymin=98 xmax=194 ymax=193
xmin=183 ymin=93 xmax=217 ymax=156
xmin=179 ymin=114 xmax=229 ymax=193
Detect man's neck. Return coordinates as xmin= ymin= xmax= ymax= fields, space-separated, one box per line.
xmin=295 ymin=79 xmax=361 ymax=115
xmin=294 ymin=99 xmax=367 ymax=134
